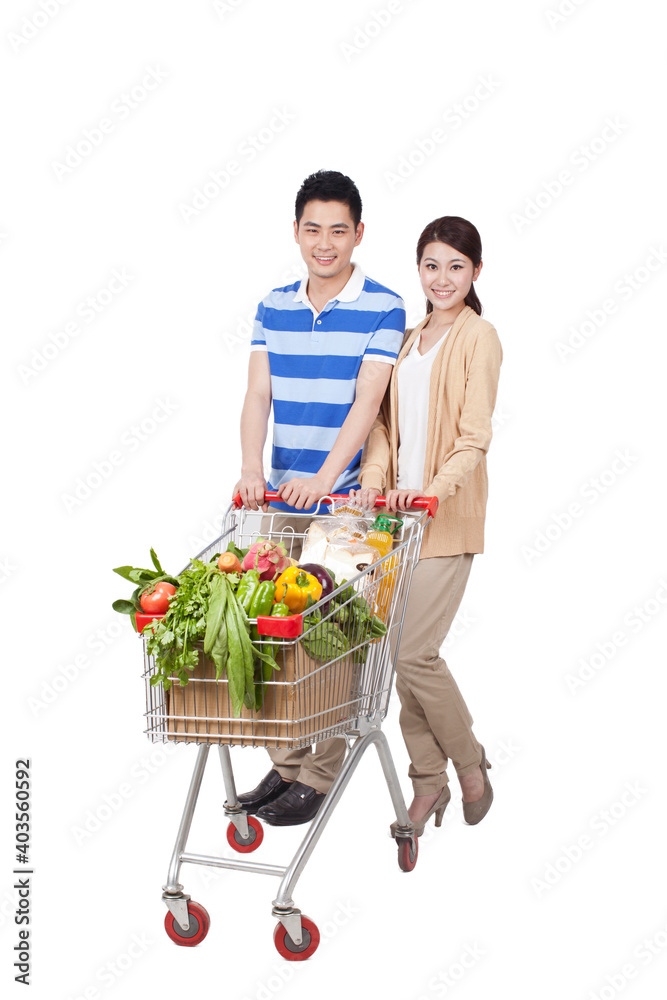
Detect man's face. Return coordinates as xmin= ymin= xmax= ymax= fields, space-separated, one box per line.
xmin=294 ymin=200 xmax=364 ymax=281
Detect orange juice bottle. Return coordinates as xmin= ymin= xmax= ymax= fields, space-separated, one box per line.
xmin=366 ymin=515 xmax=402 ymax=620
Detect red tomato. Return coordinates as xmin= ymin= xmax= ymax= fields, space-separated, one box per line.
xmin=140 ymin=581 xmax=176 ymax=614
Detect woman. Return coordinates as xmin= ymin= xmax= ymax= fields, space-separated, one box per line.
xmin=351 ymin=215 xmax=502 ymax=836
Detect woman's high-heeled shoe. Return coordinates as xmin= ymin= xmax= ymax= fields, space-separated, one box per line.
xmin=462 ymin=745 xmax=493 ymax=826
xmin=390 ymin=785 xmax=451 ymax=838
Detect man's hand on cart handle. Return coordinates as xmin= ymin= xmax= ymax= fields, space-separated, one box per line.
xmin=232 ymin=472 xmax=270 ymax=512
xmin=276 ymin=475 xmax=337 ymax=511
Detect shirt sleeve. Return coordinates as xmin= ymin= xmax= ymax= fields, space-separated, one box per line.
xmin=250 ymin=300 xmax=268 ymax=352
xmin=427 ymin=328 xmax=503 ymax=501
xmin=364 ymin=297 xmax=406 ymax=365
xmin=359 ymin=409 xmax=391 ymax=491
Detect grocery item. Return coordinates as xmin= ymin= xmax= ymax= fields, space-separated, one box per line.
xmin=366 ymin=515 xmax=403 ymax=621
xmin=242 ymin=539 xmax=290 ymax=581
xmin=139 ymin=581 xmax=177 ymax=614
xmin=112 ymin=548 xmax=180 ymax=625
xmin=299 ymin=514 xmax=379 ymax=593
xmin=320 ymin=542 xmax=379 ymax=591
xmin=365 ymin=514 xmax=402 ymax=559
xmin=113 ymin=544 xmax=282 ymax=714
xmin=247 ymin=581 xmax=277 ymax=619
xmin=299 ymin=520 xmax=329 ymax=565
xmin=218 ymin=552 xmax=243 ymax=573
xmin=274 ymin=567 xmax=323 ymax=613
xmin=297 ymin=563 xmax=335 ymax=609
xmin=236 ymin=569 xmax=261 ymax=613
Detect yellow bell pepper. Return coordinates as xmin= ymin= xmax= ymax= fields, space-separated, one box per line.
xmin=273 ymin=566 xmax=322 ymax=613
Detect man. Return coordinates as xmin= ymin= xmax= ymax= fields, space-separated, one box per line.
xmin=233 ymin=169 xmax=405 ymax=825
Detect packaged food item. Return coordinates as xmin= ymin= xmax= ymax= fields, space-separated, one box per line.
xmin=365 ymin=514 xmax=402 ymax=559
xmin=300 ymin=513 xmax=379 ymax=592
xmin=328 ymin=498 xmax=369 ymax=521
xmin=320 ymin=542 xmax=379 ymax=589
xmin=300 ymin=509 xmax=369 ymax=564
xmin=365 ymin=515 xmax=403 ymax=621
xmin=300 ymin=520 xmax=329 ymax=565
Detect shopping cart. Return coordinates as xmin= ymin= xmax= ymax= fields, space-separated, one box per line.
xmin=140 ymin=492 xmax=437 ymax=959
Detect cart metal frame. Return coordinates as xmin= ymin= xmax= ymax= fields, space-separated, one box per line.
xmin=142 ymin=494 xmax=436 ymax=957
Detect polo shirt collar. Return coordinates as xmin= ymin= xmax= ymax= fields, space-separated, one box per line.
xmin=294 ymin=262 xmax=365 ymax=307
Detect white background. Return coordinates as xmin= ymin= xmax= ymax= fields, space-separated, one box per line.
xmin=3 ymin=1 xmax=666 ymax=998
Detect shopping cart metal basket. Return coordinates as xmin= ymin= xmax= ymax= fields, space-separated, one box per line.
xmin=140 ymin=492 xmax=437 ymax=959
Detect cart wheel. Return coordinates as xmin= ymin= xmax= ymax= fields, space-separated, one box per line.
xmin=273 ymin=915 xmax=320 ymax=961
xmin=164 ymin=901 xmax=210 ymax=947
xmin=397 ymin=836 xmax=418 ymax=872
xmin=226 ymin=815 xmax=264 ymax=853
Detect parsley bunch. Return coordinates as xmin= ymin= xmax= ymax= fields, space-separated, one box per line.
xmin=144 ymin=558 xmax=224 ymax=690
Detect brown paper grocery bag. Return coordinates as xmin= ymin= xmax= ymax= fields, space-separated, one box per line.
xmin=165 ymin=640 xmax=361 ymax=748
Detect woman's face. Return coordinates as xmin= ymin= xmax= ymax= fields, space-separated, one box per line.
xmin=418 ymin=241 xmax=481 ymax=320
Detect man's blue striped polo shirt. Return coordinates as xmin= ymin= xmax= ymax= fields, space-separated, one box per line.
xmin=250 ymin=264 xmax=406 ymax=512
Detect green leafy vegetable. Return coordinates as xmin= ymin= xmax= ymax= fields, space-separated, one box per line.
xmin=204 ymin=573 xmax=227 ymax=657
xmin=115 ymin=548 xmax=281 ymax=714
xmin=150 ymin=548 xmax=164 ymax=573
xmin=112 ymin=599 xmax=137 ymax=615
xmin=144 ymin=559 xmax=216 ymax=689
xmin=302 ymin=619 xmax=350 ymax=661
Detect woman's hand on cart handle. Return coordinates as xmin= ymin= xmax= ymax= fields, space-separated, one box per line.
xmin=386 ymin=494 xmax=439 ymax=517
xmin=384 ymin=489 xmax=423 ymax=513
xmin=346 ymin=489 xmax=441 ymax=517
xmin=348 ymin=487 xmax=381 ymax=509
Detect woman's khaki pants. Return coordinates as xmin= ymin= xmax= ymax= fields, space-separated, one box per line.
xmin=394 ymin=554 xmax=482 ymax=795
xmin=268 ymin=550 xmax=482 ymax=796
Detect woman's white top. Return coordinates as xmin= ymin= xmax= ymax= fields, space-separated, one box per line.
xmin=396 ymin=325 xmax=452 ymax=490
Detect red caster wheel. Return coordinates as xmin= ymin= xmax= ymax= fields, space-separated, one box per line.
xmin=164 ymin=901 xmax=210 ymax=947
xmin=226 ymin=815 xmax=264 ymax=853
xmin=273 ymin=915 xmax=320 ymax=961
xmin=397 ymin=836 xmax=418 ymax=872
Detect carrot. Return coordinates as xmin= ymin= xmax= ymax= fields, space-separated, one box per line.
xmin=218 ymin=551 xmax=242 ymax=574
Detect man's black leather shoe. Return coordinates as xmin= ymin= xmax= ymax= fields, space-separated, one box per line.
xmin=236 ymin=769 xmax=292 ymax=815
xmin=256 ymin=781 xmax=325 ymax=826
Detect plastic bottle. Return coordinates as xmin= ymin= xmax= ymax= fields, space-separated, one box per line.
xmin=365 ymin=515 xmax=402 ymax=619
xmin=365 ymin=515 xmax=401 ymax=558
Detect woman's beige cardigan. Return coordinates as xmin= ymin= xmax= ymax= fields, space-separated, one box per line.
xmin=359 ymin=305 xmax=502 ymax=558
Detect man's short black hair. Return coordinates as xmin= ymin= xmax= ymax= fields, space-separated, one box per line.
xmin=295 ymin=170 xmax=363 ymax=228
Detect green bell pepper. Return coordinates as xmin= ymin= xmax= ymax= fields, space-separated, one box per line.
xmin=236 ymin=570 xmax=260 ymax=613
xmin=247 ymin=581 xmax=276 ymax=619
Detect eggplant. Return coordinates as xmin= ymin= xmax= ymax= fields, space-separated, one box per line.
xmin=298 ymin=562 xmax=335 ymax=611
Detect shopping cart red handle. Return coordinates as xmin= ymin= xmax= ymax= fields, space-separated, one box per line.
xmin=232 ymin=492 xmax=439 ymax=518
xmin=367 ymin=494 xmax=439 ymax=518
